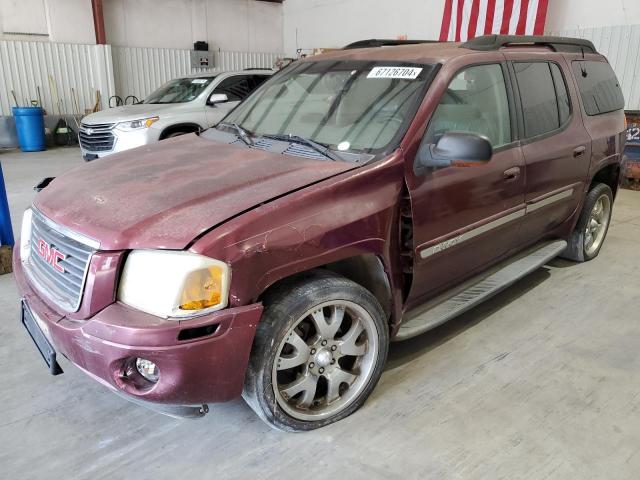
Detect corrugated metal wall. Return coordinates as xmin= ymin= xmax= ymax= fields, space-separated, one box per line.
xmin=112 ymin=47 xmax=282 ymax=100
xmin=553 ymin=25 xmax=640 ymax=110
xmin=0 ymin=41 xmax=282 ymax=116
xmin=0 ymin=40 xmax=115 ymax=116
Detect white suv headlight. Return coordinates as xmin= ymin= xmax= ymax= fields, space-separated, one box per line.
xmin=117 ymin=250 xmax=231 ymax=319
xmin=20 ymin=209 xmax=33 ymax=262
xmin=115 ymin=117 xmax=159 ymax=132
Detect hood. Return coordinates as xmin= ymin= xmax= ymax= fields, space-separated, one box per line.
xmin=34 ymin=135 xmax=358 ymax=250
xmin=82 ymin=103 xmax=180 ymax=124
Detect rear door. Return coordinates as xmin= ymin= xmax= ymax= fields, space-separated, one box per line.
xmin=505 ymin=54 xmax=592 ymax=244
xmin=405 ymin=61 xmax=526 ymax=308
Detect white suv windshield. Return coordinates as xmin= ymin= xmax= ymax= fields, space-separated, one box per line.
xmin=144 ymin=77 xmax=215 ymax=104
xmin=224 ymin=60 xmax=434 ymax=153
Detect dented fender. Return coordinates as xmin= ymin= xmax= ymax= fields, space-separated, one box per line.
xmin=190 ymin=151 xmax=407 ymax=324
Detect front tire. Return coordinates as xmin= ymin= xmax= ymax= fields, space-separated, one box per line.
xmin=562 ymin=183 xmax=613 ymax=262
xmin=243 ymin=271 xmax=389 ymax=432
xmin=163 ymin=131 xmax=191 ymax=139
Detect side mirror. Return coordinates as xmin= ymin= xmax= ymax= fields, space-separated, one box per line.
xmin=415 ymin=132 xmax=493 ymax=175
xmin=207 ymin=93 xmax=229 ymax=106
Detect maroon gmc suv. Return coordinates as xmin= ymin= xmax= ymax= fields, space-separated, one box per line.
xmin=15 ymin=35 xmax=626 ymax=431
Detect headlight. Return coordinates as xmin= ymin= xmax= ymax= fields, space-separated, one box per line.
xmin=20 ymin=209 xmax=33 ymax=262
xmin=115 ymin=117 xmax=159 ymax=132
xmin=117 ymin=250 xmax=231 ymax=319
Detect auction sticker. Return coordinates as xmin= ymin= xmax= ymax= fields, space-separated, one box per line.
xmin=191 ymin=79 xmax=209 ymax=84
xmin=367 ymin=66 xmax=423 ymax=79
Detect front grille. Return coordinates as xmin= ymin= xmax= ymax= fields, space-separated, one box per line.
xmin=78 ymin=122 xmax=115 ymax=152
xmin=26 ymin=210 xmax=96 ymax=312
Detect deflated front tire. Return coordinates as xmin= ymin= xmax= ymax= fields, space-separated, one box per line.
xmin=242 ymin=270 xmax=388 ymax=432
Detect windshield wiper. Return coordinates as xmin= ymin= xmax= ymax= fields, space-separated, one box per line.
xmin=262 ymin=133 xmax=341 ymax=161
xmin=217 ymin=122 xmax=254 ymax=146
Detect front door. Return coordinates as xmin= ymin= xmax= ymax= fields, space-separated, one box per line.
xmin=405 ymin=62 xmax=526 ymax=309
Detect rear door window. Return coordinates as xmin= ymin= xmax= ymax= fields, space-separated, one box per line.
xmin=550 ymin=63 xmax=571 ymax=126
xmin=514 ymin=62 xmax=562 ymax=138
xmin=572 ymin=61 xmax=625 ymax=116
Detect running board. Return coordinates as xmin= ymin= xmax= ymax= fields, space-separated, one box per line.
xmin=394 ymin=240 xmax=567 ymax=341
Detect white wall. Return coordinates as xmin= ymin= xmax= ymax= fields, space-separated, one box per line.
xmin=0 ymin=0 xmax=283 ymax=52
xmin=282 ymin=0 xmax=444 ymax=56
xmin=104 ymin=0 xmax=283 ymax=52
xmin=0 ymin=0 xmax=95 ymax=44
xmin=545 ymin=0 xmax=640 ymax=33
xmin=282 ymin=0 xmax=640 ymax=57
xmin=46 ymin=0 xmax=96 ymax=44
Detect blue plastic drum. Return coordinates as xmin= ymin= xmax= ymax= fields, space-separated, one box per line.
xmin=12 ymin=107 xmax=46 ymax=152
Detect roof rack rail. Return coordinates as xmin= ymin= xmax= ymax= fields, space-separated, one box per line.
xmin=243 ymin=67 xmax=273 ymax=71
xmin=343 ymin=39 xmax=441 ymax=50
xmin=461 ymin=35 xmax=597 ymax=54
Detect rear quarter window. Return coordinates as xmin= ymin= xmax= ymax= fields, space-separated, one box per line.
xmin=572 ymin=61 xmax=625 ymax=116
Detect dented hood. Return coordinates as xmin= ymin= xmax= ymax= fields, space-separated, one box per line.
xmin=35 ymin=135 xmax=357 ymax=250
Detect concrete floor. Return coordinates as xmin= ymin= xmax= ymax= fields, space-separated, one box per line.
xmin=1 ymin=147 xmax=639 ymax=479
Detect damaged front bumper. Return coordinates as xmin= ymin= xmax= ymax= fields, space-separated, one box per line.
xmin=13 ymin=248 xmax=263 ymax=418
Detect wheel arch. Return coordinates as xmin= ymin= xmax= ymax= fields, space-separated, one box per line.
xmin=590 ymin=162 xmax=621 ymax=198
xmin=256 ymin=253 xmax=395 ymax=326
xmin=159 ymin=123 xmax=203 ymax=139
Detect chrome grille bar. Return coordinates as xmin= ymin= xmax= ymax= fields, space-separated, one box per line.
xmin=79 ymin=122 xmax=116 ymax=152
xmin=26 ymin=209 xmax=96 ymax=312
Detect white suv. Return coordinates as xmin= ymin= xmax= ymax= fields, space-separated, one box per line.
xmin=78 ymin=69 xmax=272 ymax=161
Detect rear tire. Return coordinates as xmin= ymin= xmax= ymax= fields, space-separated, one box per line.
xmin=243 ymin=271 xmax=389 ymax=432
xmin=562 ymin=183 xmax=613 ymax=262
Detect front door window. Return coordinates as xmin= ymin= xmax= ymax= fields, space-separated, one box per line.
xmin=425 ymin=64 xmax=512 ymax=150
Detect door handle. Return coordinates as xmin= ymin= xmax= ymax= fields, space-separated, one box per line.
xmin=503 ymin=167 xmax=521 ymax=180
xmin=573 ymin=146 xmax=586 ymax=158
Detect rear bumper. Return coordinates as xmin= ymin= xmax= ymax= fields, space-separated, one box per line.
xmin=13 ymin=248 xmax=263 ymax=406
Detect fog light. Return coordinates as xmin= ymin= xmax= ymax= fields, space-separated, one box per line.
xmin=135 ymin=358 xmax=159 ymax=383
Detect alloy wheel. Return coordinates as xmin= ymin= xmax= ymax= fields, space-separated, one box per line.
xmin=271 ymin=300 xmax=379 ymax=421
xmin=584 ymin=194 xmax=611 ymax=256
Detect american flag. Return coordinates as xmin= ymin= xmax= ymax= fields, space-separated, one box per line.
xmin=439 ymin=0 xmax=550 ymax=42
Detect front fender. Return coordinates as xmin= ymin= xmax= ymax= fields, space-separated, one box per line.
xmin=190 ymin=152 xmax=406 ymax=319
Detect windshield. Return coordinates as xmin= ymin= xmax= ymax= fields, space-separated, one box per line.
xmin=144 ymin=77 xmax=215 ymax=104
xmin=224 ymin=60 xmax=434 ymax=153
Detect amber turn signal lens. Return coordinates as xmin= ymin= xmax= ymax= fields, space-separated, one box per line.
xmin=179 ymin=266 xmax=223 ymax=311
xmin=145 ymin=117 xmax=159 ymax=128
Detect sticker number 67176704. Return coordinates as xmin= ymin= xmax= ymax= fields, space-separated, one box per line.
xmin=367 ymin=66 xmax=423 ymax=80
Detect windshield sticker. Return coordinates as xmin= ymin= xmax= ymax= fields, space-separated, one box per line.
xmin=337 ymin=141 xmax=351 ymax=151
xmin=191 ymin=79 xmax=208 ymax=84
xmin=367 ymin=67 xmax=423 ymax=80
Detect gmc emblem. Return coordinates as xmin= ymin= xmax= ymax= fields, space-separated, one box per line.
xmin=37 ymin=239 xmax=66 ymax=273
